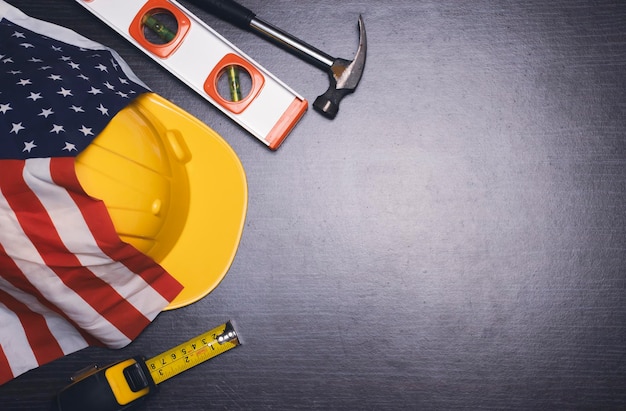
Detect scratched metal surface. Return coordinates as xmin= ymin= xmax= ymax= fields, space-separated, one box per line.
xmin=2 ymin=0 xmax=626 ymax=409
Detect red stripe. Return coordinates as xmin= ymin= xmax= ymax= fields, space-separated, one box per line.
xmin=0 ymin=241 xmax=99 ymax=347
xmin=53 ymin=157 xmax=183 ymax=301
xmin=2 ymin=159 xmax=149 ymax=339
xmin=0 ymin=288 xmax=64 ymax=366
xmin=0 ymin=345 xmax=13 ymax=386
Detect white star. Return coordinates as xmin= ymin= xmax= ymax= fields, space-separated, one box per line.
xmin=78 ymin=74 xmax=89 ymax=81
xmin=39 ymin=65 xmax=52 ymax=70
xmin=87 ymin=87 xmax=102 ymax=95
xmin=23 ymin=140 xmax=37 ymax=153
xmin=51 ymin=45 xmax=63 ymax=52
xmin=28 ymin=57 xmax=43 ymax=63
xmin=57 ymin=87 xmax=73 ymax=97
xmin=20 ymin=43 xmax=35 ymax=49
xmin=79 ymin=125 xmax=93 ymax=136
xmin=118 ymin=77 xmax=129 ymax=85
xmin=116 ymin=91 xmax=129 ymax=98
xmin=0 ymin=103 xmax=12 ymax=114
xmin=60 ymin=56 xmax=72 ymax=61
xmin=2 ymin=57 xmax=14 ymax=64
xmin=48 ymin=74 xmax=62 ymax=81
xmin=50 ymin=124 xmax=65 ymax=134
xmin=111 ymin=59 xmax=119 ymax=70
xmin=27 ymin=92 xmax=43 ymax=101
xmin=38 ymin=108 xmax=54 ymax=118
xmin=95 ymin=63 xmax=108 ymax=72
xmin=11 ymin=122 xmax=25 ymax=134
xmin=8 ymin=70 xmax=21 ymax=75
xmin=11 ymin=31 xmax=25 ymax=38
xmin=70 ymin=105 xmax=84 ymax=113
xmin=96 ymin=104 xmax=109 ymax=116
xmin=63 ymin=142 xmax=77 ymax=152
xmin=17 ymin=78 xmax=32 ymax=86
xmin=104 ymin=81 xmax=115 ymax=90
xmin=68 ymin=61 xmax=80 ymax=69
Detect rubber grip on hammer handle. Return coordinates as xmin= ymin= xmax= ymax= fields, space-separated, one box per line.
xmin=186 ymin=0 xmax=256 ymax=29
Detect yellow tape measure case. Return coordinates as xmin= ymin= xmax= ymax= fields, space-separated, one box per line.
xmin=56 ymin=356 xmax=154 ymax=411
xmin=55 ymin=322 xmax=240 ymax=411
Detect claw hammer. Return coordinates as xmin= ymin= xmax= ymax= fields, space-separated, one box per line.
xmin=185 ymin=0 xmax=367 ymax=119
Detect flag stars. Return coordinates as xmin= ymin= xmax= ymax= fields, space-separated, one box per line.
xmin=79 ymin=125 xmax=94 ymax=136
xmin=57 ymin=87 xmax=73 ymax=97
xmin=11 ymin=122 xmax=25 ymax=134
xmin=2 ymin=28 xmax=150 ymax=159
xmin=63 ymin=142 xmax=77 ymax=152
xmin=0 ymin=103 xmax=12 ymax=114
xmin=11 ymin=31 xmax=26 ymax=39
xmin=50 ymin=124 xmax=65 ymax=134
xmin=96 ymin=104 xmax=109 ymax=116
xmin=27 ymin=92 xmax=43 ymax=101
xmin=23 ymin=141 xmax=37 ymax=153
xmin=38 ymin=108 xmax=54 ymax=118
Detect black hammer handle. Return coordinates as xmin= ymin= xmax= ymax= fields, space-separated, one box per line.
xmin=185 ymin=0 xmax=335 ymax=69
xmin=186 ymin=0 xmax=255 ymax=29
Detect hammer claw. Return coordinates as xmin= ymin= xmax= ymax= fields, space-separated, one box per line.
xmin=336 ymin=15 xmax=367 ymax=91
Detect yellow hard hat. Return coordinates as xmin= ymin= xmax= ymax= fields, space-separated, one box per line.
xmin=74 ymin=93 xmax=247 ymax=310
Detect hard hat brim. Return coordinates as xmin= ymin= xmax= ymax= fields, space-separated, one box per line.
xmin=147 ymin=94 xmax=247 ymax=310
xmin=78 ymin=93 xmax=247 ymax=310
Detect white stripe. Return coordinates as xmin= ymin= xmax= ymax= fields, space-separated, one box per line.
xmin=23 ymin=158 xmax=116 ymax=266
xmin=0 ymin=165 xmax=131 ymax=347
xmin=0 ymin=302 xmax=38 ymax=379
xmin=89 ymin=265 xmax=169 ymax=319
xmin=23 ymin=159 xmax=169 ymax=316
xmin=0 ymin=276 xmax=89 ymax=355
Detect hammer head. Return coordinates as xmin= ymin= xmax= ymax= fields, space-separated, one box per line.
xmin=313 ymin=15 xmax=367 ymax=119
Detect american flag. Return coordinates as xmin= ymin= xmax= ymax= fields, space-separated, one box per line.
xmin=0 ymin=6 xmax=183 ymax=384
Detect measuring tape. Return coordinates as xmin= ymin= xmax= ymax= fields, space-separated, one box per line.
xmin=147 ymin=321 xmax=238 ymax=384
xmin=75 ymin=0 xmax=307 ymax=149
xmin=56 ymin=321 xmax=240 ymax=411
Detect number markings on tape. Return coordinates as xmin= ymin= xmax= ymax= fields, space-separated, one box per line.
xmin=146 ymin=321 xmax=240 ymax=385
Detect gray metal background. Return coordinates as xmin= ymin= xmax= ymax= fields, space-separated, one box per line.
xmin=2 ymin=0 xmax=626 ymax=409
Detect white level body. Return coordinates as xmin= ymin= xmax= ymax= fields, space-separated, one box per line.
xmin=75 ymin=0 xmax=307 ymax=149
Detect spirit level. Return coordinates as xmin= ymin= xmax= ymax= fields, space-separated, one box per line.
xmin=75 ymin=0 xmax=308 ymax=149
xmin=56 ymin=321 xmax=240 ymax=411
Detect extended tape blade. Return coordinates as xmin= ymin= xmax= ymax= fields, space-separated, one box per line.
xmin=146 ymin=321 xmax=240 ymax=385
